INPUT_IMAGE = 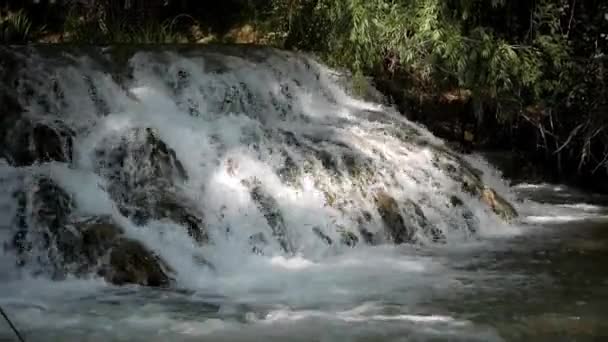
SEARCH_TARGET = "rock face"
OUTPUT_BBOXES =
[9,177,172,287]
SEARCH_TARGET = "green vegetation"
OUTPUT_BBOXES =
[2,0,607,188]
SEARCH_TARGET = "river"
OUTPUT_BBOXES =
[1,184,606,341]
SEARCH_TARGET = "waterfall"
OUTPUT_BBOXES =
[0,45,519,288]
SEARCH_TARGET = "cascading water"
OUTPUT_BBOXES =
[0,45,538,341]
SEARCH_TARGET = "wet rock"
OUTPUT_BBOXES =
[342,152,374,183]
[71,216,173,287]
[313,148,340,175]
[481,187,518,221]
[357,211,377,245]
[358,227,376,245]
[104,238,171,287]
[249,232,268,255]
[402,199,446,243]
[94,128,206,242]
[95,127,187,194]
[339,230,359,247]
[126,191,208,244]
[374,191,414,244]
[277,151,300,185]
[434,149,518,220]
[78,216,124,264]
[312,226,333,245]
[11,177,74,261]
[1,119,74,166]
[450,195,479,234]
[245,179,292,253]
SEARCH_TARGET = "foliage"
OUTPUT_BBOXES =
[0,9,34,43]
[261,0,607,178]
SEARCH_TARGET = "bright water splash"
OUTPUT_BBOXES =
[0,46,518,282]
